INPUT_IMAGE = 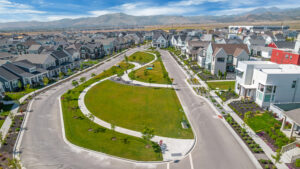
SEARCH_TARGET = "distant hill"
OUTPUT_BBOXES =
[0,7,299,31]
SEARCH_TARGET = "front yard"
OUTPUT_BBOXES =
[85,80,193,139]
[61,61,163,161]
[207,81,235,90]
[229,101,294,151]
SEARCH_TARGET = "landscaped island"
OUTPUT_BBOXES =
[84,80,193,138]
[61,61,163,161]
[129,51,172,84]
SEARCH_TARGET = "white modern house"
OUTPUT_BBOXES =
[235,61,300,108]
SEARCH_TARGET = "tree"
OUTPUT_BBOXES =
[224,71,227,80]
[124,54,128,63]
[91,73,96,77]
[80,63,83,70]
[142,127,155,147]
[43,77,49,86]
[67,69,72,76]
[59,72,64,80]
[144,69,148,76]
[87,113,95,129]
[218,70,222,79]
[17,80,22,90]
[80,77,86,83]
[72,80,79,87]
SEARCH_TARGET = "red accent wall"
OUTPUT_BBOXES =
[271,48,300,65]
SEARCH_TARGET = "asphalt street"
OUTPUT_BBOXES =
[19,47,257,169]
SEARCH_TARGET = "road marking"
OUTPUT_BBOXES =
[167,162,170,169]
[189,153,194,169]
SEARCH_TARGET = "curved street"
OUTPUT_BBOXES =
[19,46,257,169]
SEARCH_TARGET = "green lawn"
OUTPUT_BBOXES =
[61,61,163,161]
[0,104,14,128]
[4,88,37,101]
[247,113,281,132]
[85,80,193,139]
[129,58,171,84]
[206,81,235,90]
[128,51,155,64]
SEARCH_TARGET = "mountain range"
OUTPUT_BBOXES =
[1,7,300,31]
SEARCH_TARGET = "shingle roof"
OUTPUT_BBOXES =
[15,54,55,65]
[2,62,33,77]
[274,41,295,49]
[212,44,249,56]
[0,66,19,81]
[51,50,69,59]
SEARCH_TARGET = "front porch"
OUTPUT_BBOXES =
[280,108,300,140]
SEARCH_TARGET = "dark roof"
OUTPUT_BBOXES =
[51,50,69,59]
[0,66,19,81]
[274,41,295,49]
[212,44,249,55]
[2,62,33,77]
[13,60,35,70]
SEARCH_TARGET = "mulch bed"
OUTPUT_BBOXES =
[229,101,264,118]
[216,91,238,102]
[226,115,264,154]
[257,131,278,152]
[0,114,24,168]
[259,159,277,169]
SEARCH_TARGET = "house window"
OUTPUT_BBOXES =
[292,80,297,88]
[290,55,293,60]
[217,58,225,62]
[266,86,273,93]
[264,94,271,102]
[273,86,276,93]
[285,54,289,59]
[258,83,264,92]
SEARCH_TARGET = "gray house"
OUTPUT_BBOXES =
[0,66,20,91]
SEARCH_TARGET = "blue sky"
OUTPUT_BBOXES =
[0,0,299,22]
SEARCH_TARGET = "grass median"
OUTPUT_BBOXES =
[61,61,163,161]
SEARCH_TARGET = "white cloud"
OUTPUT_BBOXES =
[0,0,45,14]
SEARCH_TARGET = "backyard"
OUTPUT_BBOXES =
[207,81,235,90]
[61,61,163,161]
[128,51,155,64]
[84,80,193,139]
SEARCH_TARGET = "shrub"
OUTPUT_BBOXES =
[265,164,269,169]
[295,159,300,167]
[260,159,266,164]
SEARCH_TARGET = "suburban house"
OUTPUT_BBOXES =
[152,33,168,48]
[270,35,300,65]
[14,54,57,77]
[80,43,104,59]
[51,50,75,73]
[235,61,300,108]
[185,41,210,65]
[205,44,250,75]
[0,66,20,91]
[28,44,43,54]
[251,46,273,58]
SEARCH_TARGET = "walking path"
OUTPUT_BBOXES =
[78,55,195,162]
[168,51,288,169]
[78,76,194,161]
[121,52,172,88]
